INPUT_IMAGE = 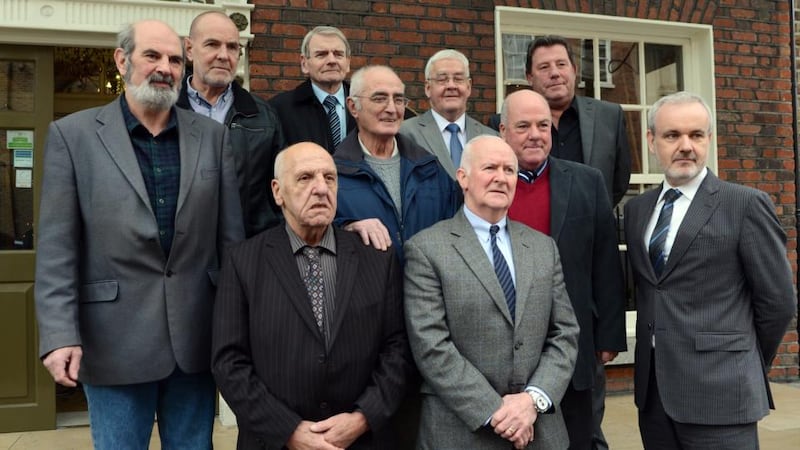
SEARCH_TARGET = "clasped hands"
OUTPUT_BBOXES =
[286,411,368,450]
[490,392,538,449]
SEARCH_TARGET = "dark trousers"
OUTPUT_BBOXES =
[561,383,594,450]
[638,353,759,450]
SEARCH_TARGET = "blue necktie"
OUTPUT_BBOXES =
[490,225,516,321]
[445,123,463,167]
[649,189,682,277]
[324,95,341,148]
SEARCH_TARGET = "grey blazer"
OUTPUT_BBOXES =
[573,96,631,207]
[404,210,579,449]
[400,110,498,179]
[35,99,245,386]
[624,172,795,425]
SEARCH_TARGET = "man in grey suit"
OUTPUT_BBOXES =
[501,90,627,450]
[624,91,795,449]
[404,135,579,449]
[400,49,497,179]
[35,20,244,449]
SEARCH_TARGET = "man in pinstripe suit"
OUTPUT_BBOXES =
[211,142,414,449]
[624,92,795,449]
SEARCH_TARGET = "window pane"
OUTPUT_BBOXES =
[54,47,121,95]
[0,129,35,250]
[0,60,35,112]
[604,40,640,105]
[644,43,684,103]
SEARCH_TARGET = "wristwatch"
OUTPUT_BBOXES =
[527,390,550,413]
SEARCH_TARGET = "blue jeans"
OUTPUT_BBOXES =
[83,368,215,450]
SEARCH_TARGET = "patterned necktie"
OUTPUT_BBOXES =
[649,189,682,277]
[302,246,325,333]
[490,225,516,321]
[445,123,463,167]
[323,95,342,148]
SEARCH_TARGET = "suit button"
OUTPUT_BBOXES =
[166,270,174,277]
[647,323,653,330]
[320,402,329,410]
[318,354,325,363]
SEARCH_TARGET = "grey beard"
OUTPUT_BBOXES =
[126,78,179,111]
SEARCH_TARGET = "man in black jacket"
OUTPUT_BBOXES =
[179,11,286,237]
[269,26,356,153]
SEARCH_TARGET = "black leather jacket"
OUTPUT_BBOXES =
[178,78,286,237]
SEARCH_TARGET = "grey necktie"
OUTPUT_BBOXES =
[324,95,341,148]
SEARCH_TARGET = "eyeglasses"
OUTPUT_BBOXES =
[352,94,410,108]
[428,75,469,86]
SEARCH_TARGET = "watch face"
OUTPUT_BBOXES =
[535,396,548,412]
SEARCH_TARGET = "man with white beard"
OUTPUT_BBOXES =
[35,19,244,449]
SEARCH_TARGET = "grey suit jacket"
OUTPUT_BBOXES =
[573,96,631,207]
[400,110,498,179]
[624,171,795,425]
[404,209,579,449]
[35,98,245,386]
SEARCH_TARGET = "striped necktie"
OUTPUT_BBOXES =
[445,123,463,167]
[490,225,516,321]
[649,188,682,277]
[324,95,341,148]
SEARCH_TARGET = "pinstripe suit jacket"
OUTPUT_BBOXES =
[211,226,414,449]
[404,210,579,449]
[400,110,498,179]
[624,171,795,425]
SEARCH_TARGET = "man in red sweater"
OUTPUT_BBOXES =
[499,90,627,450]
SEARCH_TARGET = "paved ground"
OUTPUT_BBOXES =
[1,382,799,449]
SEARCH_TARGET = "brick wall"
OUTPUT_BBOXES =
[250,0,799,390]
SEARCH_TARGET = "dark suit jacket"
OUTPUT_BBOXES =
[211,226,414,449]
[511,158,626,390]
[35,99,245,385]
[269,79,356,154]
[488,96,632,207]
[624,171,795,425]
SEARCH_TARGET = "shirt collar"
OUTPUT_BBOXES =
[660,167,708,203]
[286,223,337,255]
[358,136,399,158]
[431,109,466,133]
[186,75,233,109]
[311,82,346,108]
[120,95,177,135]
[463,205,509,238]
[518,158,549,183]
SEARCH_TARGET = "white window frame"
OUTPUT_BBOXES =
[494,7,717,186]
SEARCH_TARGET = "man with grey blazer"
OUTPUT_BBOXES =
[624,92,795,449]
[35,20,244,448]
[404,135,579,449]
[400,49,497,179]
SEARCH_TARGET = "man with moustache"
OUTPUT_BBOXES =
[212,143,413,449]
[500,90,626,450]
[404,135,579,449]
[179,11,285,237]
[624,92,795,449]
[400,49,497,179]
[270,26,356,153]
[334,65,459,262]
[35,20,244,449]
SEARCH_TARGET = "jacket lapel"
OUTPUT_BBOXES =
[661,173,721,278]
[451,211,515,326]
[628,187,660,283]
[265,228,326,345]
[548,158,571,243]
[418,111,456,175]
[576,96,595,164]
[326,228,357,348]
[95,100,153,216]
[175,109,202,217]
[508,220,534,326]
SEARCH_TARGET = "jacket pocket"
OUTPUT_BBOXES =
[694,332,752,351]
[207,269,219,287]
[79,280,119,303]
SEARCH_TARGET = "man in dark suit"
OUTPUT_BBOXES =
[212,142,414,449]
[269,26,356,153]
[179,11,286,237]
[404,135,579,449]
[624,91,795,449]
[501,89,626,450]
[525,35,631,208]
[35,20,244,448]
[400,49,497,179]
